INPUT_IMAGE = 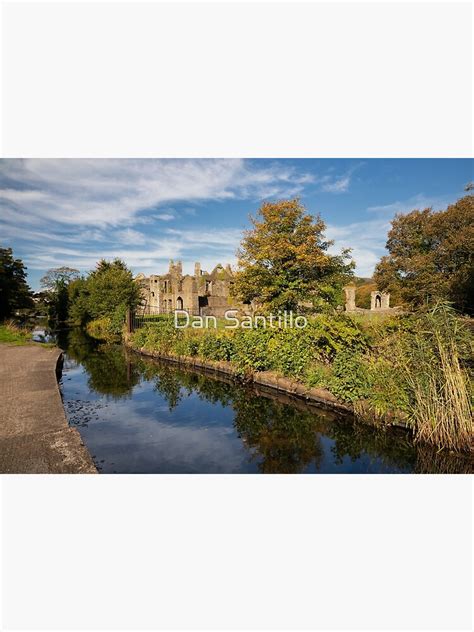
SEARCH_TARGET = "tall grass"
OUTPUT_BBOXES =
[396,304,473,452]
[0,320,32,345]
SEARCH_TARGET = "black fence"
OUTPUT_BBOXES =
[126,307,194,333]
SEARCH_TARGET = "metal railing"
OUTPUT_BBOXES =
[126,306,197,333]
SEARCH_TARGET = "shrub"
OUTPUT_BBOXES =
[173,331,200,357]
[198,332,235,361]
[305,363,332,388]
[267,328,313,378]
[232,327,275,373]
[364,357,410,420]
[307,315,368,361]
[328,350,371,403]
[86,317,118,343]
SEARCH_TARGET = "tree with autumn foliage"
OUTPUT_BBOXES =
[374,194,474,312]
[232,199,354,312]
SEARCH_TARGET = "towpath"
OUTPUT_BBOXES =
[0,344,96,473]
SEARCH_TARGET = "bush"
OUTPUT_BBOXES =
[86,317,118,343]
[232,327,275,373]
[307,315,368,361]
[267,328,313,378]
[305,363,332,388]
[328,351,371,403]
[173,331,200,357]
[364,357,410,420]
[198,332,235,361]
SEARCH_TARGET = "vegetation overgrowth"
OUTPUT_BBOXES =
[128,304,473,452]
[1,193,473,456]
[0,321,33,345]
[0,321,55,347]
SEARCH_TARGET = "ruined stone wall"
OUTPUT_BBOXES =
[137,260,240,316]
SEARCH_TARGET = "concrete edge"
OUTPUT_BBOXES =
[51,346,98,473]
[124,342,355,416]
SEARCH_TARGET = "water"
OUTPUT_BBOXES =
[31,327,56,343]
[57,329,470,474]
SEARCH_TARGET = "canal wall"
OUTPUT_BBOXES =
[0,345,97,473]
[125,342,356,416]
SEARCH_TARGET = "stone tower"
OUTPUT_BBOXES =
[343,284,357,312]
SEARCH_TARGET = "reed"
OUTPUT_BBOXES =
[396,304,473,452]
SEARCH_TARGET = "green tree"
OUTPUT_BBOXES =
[68,259,140,333]
[68,277,90,326]
[40,266,80,323]
[86,259,141,319]
[233,198,354,312]
[0,247,33,320]
[374,195,474,312]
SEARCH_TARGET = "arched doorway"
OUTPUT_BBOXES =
[176,297,183,310]
[375,294,382,308]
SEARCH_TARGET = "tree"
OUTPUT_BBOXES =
[374,195,474,312]
[40,266,80,291]
[68,277,90,326]
[0,247,33,320]
[86,259,141,319]
[232,198,354,312]
[67,259,141,332]
[40,266,80,324]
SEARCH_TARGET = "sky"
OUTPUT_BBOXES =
[0,158,472,291]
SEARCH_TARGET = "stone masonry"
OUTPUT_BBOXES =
[136,260,249,317]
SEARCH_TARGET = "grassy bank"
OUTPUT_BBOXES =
[125,305,473,452]
[0,322,33,345]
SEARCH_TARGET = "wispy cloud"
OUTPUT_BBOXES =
[0,159,314,230]
[326,218,390,277]
[325,191,452,277]
[0,158,317,283]
[321,175,351,193]
[367,193,451,216]
[317,163,363,194]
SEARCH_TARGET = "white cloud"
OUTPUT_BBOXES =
[367,193,451,216]
[317,163,363,194]
[321,175,351,193]
[153,213,175,221]
[326,218,391,277]
[322,191,455,277]
[0,158,314,230]
[114,228,147,245]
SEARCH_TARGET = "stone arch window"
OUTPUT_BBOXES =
[176,297,184,310]
[375,293,382,308]
[163,280,168,293]
[178,279,183,291]
[151,291,155,297]
[168,299,172,311]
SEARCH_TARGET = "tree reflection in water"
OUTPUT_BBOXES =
[60,329,473,474]
[59,328,141,399]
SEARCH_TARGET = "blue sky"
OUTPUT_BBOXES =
[0,158,472,290]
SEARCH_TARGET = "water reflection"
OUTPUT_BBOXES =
[58,328,473,474]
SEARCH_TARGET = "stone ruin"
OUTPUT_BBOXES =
[343,284,391,313]
[135,260,250,317]
[136,265,393,317]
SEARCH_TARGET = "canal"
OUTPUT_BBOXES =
[57,329,470,474]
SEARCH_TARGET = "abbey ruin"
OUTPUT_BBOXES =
[135,260,249,317]
[343,284,391,312]
[136,262,392,317]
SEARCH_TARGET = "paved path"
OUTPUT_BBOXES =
[0,344,96,473]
